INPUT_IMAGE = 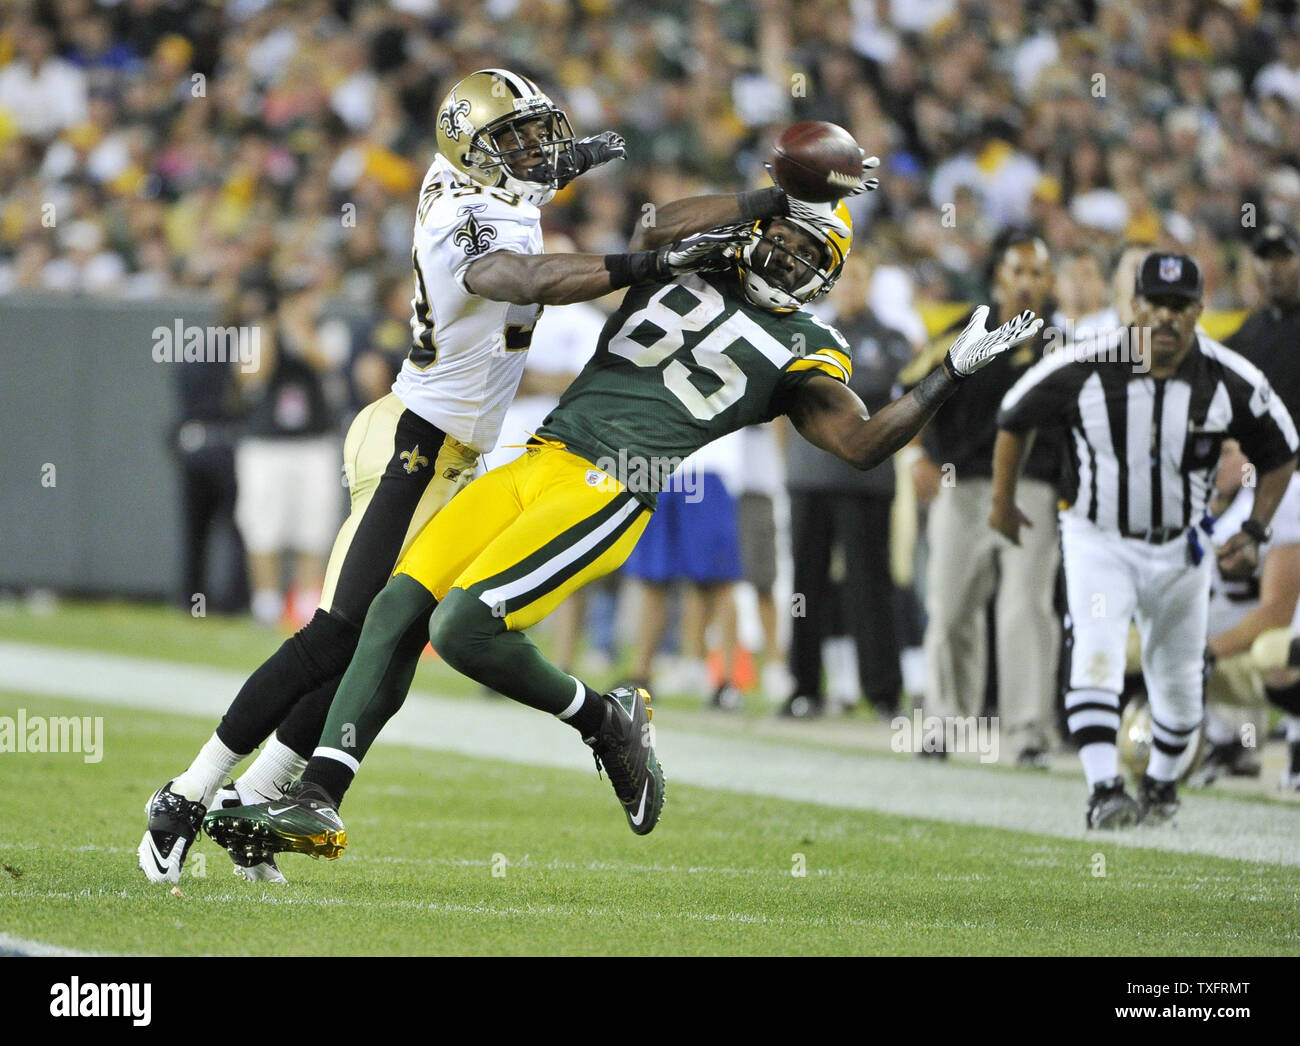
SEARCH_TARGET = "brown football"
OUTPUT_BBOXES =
[771,121,864,203]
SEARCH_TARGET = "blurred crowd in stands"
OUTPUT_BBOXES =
[8,0,1300,768]
[7,0,1300,310]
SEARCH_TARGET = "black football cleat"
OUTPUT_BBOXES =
[1086,776,1141,830]
[586,685,665,835]
[1136,774,1179,825]
[138,780,206,883]
[204,779,347,861]
[778,694,824,720]
[208,782,288,883]
[1188,739,1261,786]
[710,683,743,711]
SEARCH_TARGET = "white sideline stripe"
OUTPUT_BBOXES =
[0,931,98,957]
[476,499,640,609]
[3,640,1300,866]
[313,747,360,773]
[0,889,923,931]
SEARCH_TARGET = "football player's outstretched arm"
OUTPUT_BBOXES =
[463,226,753,306]
[788,372,946,473]
[464,250,643,305]
[628,166,879,251]
[788,306,1044,473]
[628,187,821,251]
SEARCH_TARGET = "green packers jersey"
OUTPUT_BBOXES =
[537,270,852,507]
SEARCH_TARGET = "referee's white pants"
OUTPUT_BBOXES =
[1060,513,1210,736]
[923,477,1060,751]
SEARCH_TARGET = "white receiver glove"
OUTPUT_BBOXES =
[783,196,839,227]
[945,306,1043,377]
[846,151,881,195]
[657,225,754,276]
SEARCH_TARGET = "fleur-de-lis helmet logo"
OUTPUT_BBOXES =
[439,97,472,142]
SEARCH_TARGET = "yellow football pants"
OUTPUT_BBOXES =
[395,443,650,631]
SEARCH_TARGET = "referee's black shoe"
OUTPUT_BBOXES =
[1136,774,1180,825]
[1086,776,1140,830]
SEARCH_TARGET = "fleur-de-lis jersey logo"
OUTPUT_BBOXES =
[453,204,498,257]
[400,445,429,474]
[438,97,472,142]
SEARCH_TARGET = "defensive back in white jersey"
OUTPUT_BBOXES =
[1208,474,1300,635]
[393,153,545,452]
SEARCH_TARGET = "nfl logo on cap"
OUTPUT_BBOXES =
[1136,252,1202,300]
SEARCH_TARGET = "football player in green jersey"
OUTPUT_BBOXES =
[205,190,1042,858]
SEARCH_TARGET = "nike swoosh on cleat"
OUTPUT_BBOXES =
[144,835,172,876]
[266,805,294,817]
[628,781,649,826]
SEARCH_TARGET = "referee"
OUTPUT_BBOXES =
[990,253,1298,829]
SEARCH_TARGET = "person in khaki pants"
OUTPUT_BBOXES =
[904,232,1061,765]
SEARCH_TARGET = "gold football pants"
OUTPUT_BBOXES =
[395,442,650,630]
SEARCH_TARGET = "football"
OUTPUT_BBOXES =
[770,121,864,202]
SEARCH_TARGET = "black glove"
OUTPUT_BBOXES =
[554,131,626,188]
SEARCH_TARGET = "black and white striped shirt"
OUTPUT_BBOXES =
[998,333,1299,539]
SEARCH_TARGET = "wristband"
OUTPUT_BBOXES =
[1240,518,1271,544]
[914,359,961,410]
[604,250,662,290]
[737,185,788,221]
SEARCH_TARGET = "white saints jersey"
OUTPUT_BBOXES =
[392,153,545,452]
[1208,473,1300,635]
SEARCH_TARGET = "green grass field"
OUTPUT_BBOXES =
[1,601,1298,956]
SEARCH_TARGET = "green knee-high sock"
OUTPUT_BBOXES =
[430,587,586,717]
[301,574,434,802]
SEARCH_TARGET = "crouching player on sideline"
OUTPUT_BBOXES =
[204,199,1044,859]
[1251,576,1300,791]
[1196,439,1300,783]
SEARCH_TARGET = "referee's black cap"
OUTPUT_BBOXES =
[1251,221,1300,256]
[1135,252,1203,302]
